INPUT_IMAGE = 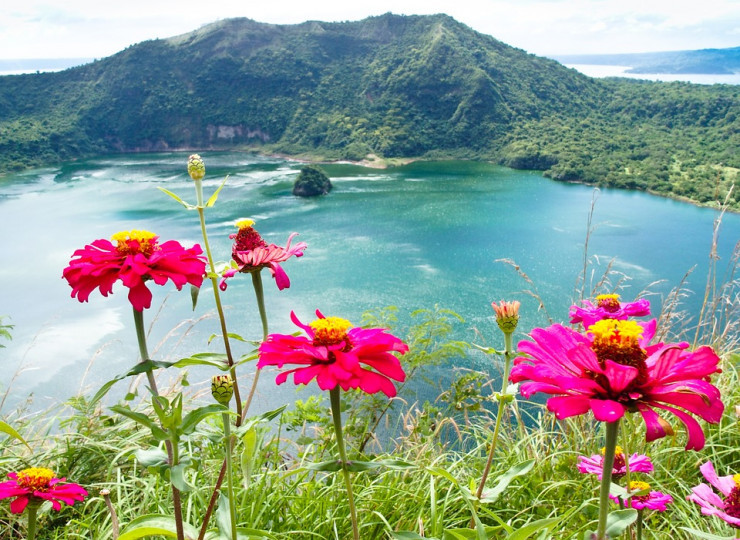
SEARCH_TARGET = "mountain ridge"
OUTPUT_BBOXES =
[0,13,737,208]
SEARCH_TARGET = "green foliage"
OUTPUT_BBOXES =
[0,316,12,348]
[292,165,332,196]
[0,14,736,208]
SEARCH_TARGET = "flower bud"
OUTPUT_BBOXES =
[188,154,206,181]
[211,374,233,405]
[491,300,520,334]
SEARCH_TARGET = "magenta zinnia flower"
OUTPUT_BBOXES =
[578,446,653,480]
[569,294,651,329]
[687,461,740,528]
[510,318,724,450]
[257,310,408,397]
[610,480,673,511]
[0,467,87,514]
[63,230,206,311]
[219,219,306,291]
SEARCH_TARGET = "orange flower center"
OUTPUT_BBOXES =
[596,293,621,312]
[112,230,158,256]
[310,317,352,346]
[232,222,267,255]
[16,467,54,491]
[588,319,648,384]
[601,446,627,478]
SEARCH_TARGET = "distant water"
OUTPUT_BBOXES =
[565,64,740,85]
[0,58,93,76]
[1,152,738,414]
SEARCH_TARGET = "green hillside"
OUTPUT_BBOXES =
[0,13,737,208]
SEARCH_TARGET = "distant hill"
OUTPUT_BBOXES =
[0,14,737,209]
[553,47,740,75]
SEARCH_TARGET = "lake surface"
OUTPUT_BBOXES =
[1,152,738,414]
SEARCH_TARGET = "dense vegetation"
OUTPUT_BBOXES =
[0,13,738,209]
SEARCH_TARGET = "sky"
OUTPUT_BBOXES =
[0,0,739,60]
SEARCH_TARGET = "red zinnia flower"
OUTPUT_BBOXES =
[219,219,306,291]
[0,467,87,514]
[687,461,740,528]
[257,310,408,397]
[577,446,654,480]
[510,318,724,450]
[569,294,651,329]
[610,480,673,511]
[63,230,206,311]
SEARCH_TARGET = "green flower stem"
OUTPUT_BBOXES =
[222,412,238,540]
[132,307,160,396]
[195,205,243,424]
[471,331,514,527]
[132,307,185,540]
[596,419,621,540]
[26,501,39,540]
[636,508,643,540]
[329,387,360,540]
[242,271,268,419]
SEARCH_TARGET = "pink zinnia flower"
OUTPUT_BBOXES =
[63,230,206,311]
[577,446,653,480]
[610,481,673,511]
[687,461,740,528]
[569,294,651,329]
[0,467,87,514]
[510,318,724,450]
[257,310,408,397]
[219,218,306,291]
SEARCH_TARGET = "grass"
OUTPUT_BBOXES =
[1,180,738,539]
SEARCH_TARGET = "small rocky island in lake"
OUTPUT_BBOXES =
[293,165,332,197]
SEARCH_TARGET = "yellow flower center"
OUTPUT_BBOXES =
[596,293,621,312]
[112,230,158,256]
[235,218,256,230]
[734,474,740,488]
[587,319,649,387]
[628,480,651,493]
[310,317,352,346]
[589,319,643,346]
[16,467,54,491]
[601,445,624,457]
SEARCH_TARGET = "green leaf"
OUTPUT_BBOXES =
[158,187,196,210]
[170,463,193,492]
[191,284,200,311]
[507,517,561,540]
[241,427,257,486]
[0,420,31,450]
[117,514,199,540]
[134,447,168,468]
[442,527,500,540]
[604,509,638,537]
[216,491,235,539]
[305,459,343,472]
[233,405,287,438]
[110,405,168,441]
[678,529,736,540]
[180,404,228,435]
[90,360,174,406]
[173,353,230,370]
[479,459,535,503]
[390,532,433,540]
[205,175,229,207]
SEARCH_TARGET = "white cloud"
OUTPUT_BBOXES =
[0,0,739,59]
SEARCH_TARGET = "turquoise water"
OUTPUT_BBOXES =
[1,152,737,413]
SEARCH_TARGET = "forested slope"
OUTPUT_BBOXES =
[0,14,737,208]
